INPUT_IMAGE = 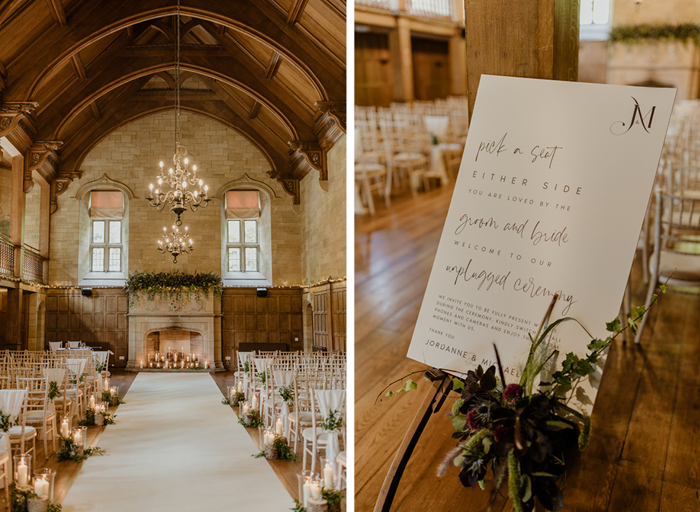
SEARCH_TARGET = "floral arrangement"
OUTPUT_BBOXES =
[320,409,344,431]
[383,289,663,512]
[48,381,61,401]
[239,410,264,428]
[55,435,106,462]
[0,410,13,433]
[124,270,223,307]
[610,23,700,45]
[11,486,62,512]
[279,384,295,406]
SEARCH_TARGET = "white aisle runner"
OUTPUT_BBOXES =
[62,373,293,511]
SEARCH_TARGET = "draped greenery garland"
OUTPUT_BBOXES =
[610,23,700,45]
[124,270,223,307]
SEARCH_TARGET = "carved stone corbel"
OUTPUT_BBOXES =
[288,141,326,181]
[0,102,38,139]
[315,101,346,133]
[267,169,300,205]
[25,141,62,193]
[50,177,73,215]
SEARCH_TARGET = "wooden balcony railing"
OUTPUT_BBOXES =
[406,0,452,17]
[22,247,44,284]
[0,236,14,276]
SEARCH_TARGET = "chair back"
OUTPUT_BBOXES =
[67,341,82,349]
[49,342,62,351]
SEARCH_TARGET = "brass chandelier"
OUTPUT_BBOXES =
[147,0,210,230]
[157,225,193,263]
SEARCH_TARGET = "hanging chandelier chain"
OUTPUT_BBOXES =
[176,0,181,150]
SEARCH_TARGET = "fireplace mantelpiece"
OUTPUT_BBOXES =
[126,292,223,371]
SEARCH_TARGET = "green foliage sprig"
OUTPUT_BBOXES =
[321,488,344,507]
[610,23,700,45]
[54,436,106,462]
[279,384,295,405]
[244,361,250,372]
[102,390,126,405]
[320,409,344,431]
[48,381,61,401]
[259,372,267,385]
[0,409,12,433]
[78,408,95,426]
[11,486,62,512]
[221,392,245,406]
[291,500,306,512]
[239,410,264,428]
[102,412,116,425]
[124,270,223,308]
[274,436,300,461]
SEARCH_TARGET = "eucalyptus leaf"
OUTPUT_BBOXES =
[521,474,532,503]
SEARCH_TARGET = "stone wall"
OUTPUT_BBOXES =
[300,134,347,284]
[49,111,303,286]
[24,184,41,249]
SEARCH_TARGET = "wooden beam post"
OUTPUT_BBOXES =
[464,0,580,117]
[10,154,24,277]
[389,17,414,103]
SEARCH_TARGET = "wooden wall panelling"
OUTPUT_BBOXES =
[221,288,304,370]
[411,36,451,101]
[44,288,129,366]
[355,31,394,107]
[331,282,346,351]
[312,290,329,349]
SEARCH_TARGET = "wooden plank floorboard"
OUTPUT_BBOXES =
[355,183,700,512]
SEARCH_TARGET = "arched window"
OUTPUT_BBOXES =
[88,191,124,273]
[75,175,133,286]
[221,183,272,286]
[225,190,260,273]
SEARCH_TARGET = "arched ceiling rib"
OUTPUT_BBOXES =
[0,0,346,203]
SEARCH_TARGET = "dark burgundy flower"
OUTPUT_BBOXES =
[466,408,482,430]
[493,425,510,442]
[503,384,523,405]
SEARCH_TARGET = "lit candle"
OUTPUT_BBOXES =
[251,394,257,409]
[303,478,311,507]
[243,403,249,414]
[61,418,69,438]
[89,394,95,409]
[17,459,27,488]
[237,380,243,393]
[110,387,117,397]
[140,360,144,368]
[34,476,48,498]
[276,417,283,436]
[324,461,334,489]
[310,481,321,499]
[73,430,82,446]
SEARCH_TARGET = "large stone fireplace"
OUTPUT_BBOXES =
[126,291,223,370]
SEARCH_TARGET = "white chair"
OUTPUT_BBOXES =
[0,389,36,459]
[336,450,347,490]
[301,388,346,475]
[42,368,71,421]
[16,377,56,458]
[48,342,62,351]
[0,436,10,506]
[66,341,81,349]
[636,188,700,342]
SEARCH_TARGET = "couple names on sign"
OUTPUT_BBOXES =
[407,76,676,413]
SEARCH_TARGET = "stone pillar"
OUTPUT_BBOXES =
[10,154,23,277]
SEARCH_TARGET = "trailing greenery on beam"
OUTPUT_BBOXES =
[124,270,223,307]
[610,23,700,45]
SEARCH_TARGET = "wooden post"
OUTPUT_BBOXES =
[464,0,580,117]
[389,17,414,102]
[10,154,24,277]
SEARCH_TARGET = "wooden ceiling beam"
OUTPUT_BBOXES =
[71,54,86,80]
[0,0,30,26]
[130,89,220,101]
[46,0,66,26]
[35,54,314,142]
[90,102,100,120]
[286,0,309,25]
[265,53,283,80]
[2,1,344,103]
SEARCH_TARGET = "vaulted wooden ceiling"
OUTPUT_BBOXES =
[0,0,346,205]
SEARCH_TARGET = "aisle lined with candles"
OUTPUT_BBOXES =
[61,372,293,511]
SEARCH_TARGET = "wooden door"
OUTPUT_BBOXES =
[412,36,451,101]
[355,32,394,107]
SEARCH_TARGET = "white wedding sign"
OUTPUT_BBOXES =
[407,75,676,413]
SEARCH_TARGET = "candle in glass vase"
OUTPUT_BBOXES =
[61,418,69,438]
[324,461,334,489]
[310,481,321,499]
[251,394,257,409]
[303,478,312,507]
[17,459,28,488]
[237,380,243,393]
[110,387,117,397]
[89,394,95,409]
[73,430,82,446]
[276,417,283,436]
[140,360,144,369]
[34,476,48,498]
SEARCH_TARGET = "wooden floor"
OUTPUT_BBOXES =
[355,184,700,512]
[0,370,323,508]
